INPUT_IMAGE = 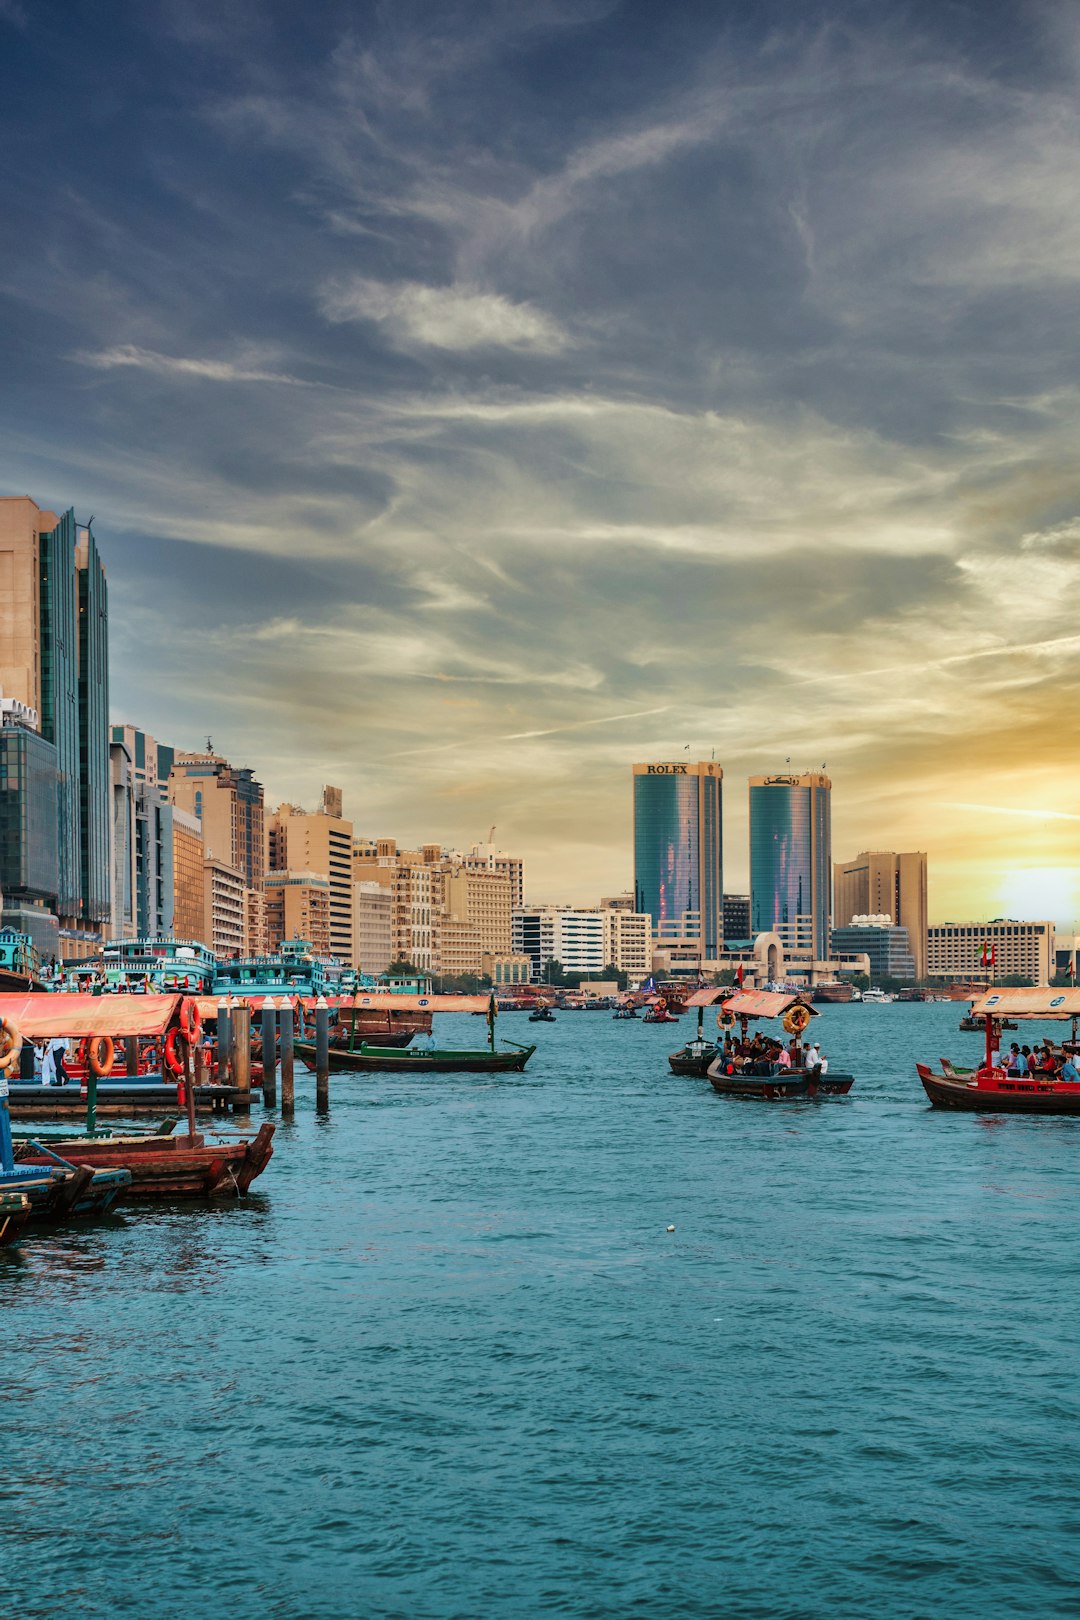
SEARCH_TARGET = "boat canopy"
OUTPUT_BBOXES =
[722,990,820,1021]
[684,988,730,1008]
[969,988,1080,1021]
[202,992,489,1014]
[0,992,183,1039]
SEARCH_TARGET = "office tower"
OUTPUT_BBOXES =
[834,851,928,980]
[749,772,832,958]
[266,789,354,962]
[722,893,750,943]
[632,761,723,960]
[169,750,265,892]
[0,701,60,958]
[171,808,205,941]
[831,916,917,981]
[110,725,175,939]
[0,496,110,958]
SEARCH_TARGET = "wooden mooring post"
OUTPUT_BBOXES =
[216,997,232,1081]
[280,996,295,1115]
[315,995,330,1111]
[261,997,278,1107]
[231,999,251,1101]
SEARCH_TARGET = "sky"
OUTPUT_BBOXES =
[1,0,1079,924]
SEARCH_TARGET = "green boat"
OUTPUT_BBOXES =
[294,1039,535,1073]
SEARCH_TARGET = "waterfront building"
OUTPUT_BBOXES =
[111,724,175,939]
[1055,935,1080,978]
[831,915,917,982]
[169,749,265,894]
[203,855,246,960]
[633,761,722,963]
[483,951,532,987]
[353,879,393,976]
[267,787,353,964]
[834,851,928,980]
[749,772,832,960]
[458,837,524,910]
[722,893,750,944]
[600,905,652,977]
[171,807,205,942]
[264,871,331,958]
[108,733,137,940]
[245,885,269,957]
[927,920,1054,986]
[0,702,59,959]
[352,835,519,975]
[512,906,607,979]
[441,865,513,963]
[0,496,111,959]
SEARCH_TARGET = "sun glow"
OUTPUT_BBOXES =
[996,868,1080,931]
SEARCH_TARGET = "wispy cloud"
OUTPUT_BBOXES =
[318,279,569,353]
[71,345,310,385]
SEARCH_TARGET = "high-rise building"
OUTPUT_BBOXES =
[0,496,111,959]
[171,807,205,941]
[722,893,750,943]
[264,871,331,956]
[632,761,723,960]
[353,880,393,976]
[168,750,265,893]
[108,734,137,940]
[834,851,928,981]
[202,856,246,959]
[266,790,353,962]
[831,915,917,982]
[600,906,652,978]
[352,836,520,975]
[0,702,59,959]
[110,725,175,939]
[749,772,832,959]
[512,906,606,978]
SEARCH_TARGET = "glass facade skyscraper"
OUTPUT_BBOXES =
[632,762,723,958]
[749,773,832,959]
[0,720,61,958]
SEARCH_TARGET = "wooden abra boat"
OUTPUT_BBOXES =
[0,1192,31,1247]
[294,1039,535,1073]
[15,1121,275,1199]
[700,989,856,1100]
[919,987,1080,1115]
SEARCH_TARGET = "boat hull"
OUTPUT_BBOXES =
[14,1122,275,1199]
[5,1082,250,1117]
[294,1040,534,1073]
[0,1193,32,1247]
[708,1071,812,1100]
[917,1062,1080,1114]
[668,1045,720,1077]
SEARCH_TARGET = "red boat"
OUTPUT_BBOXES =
[918,987,1080,1115]
[0,992,276,1196]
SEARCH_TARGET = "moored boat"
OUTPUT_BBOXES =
[14,1121,275,1199]
[294,1039,535,1073]
[0,1192,31,1247]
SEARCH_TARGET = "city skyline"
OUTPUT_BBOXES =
[2,3,1078,927]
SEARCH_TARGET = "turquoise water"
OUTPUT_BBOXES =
[4,1002,1080,1619]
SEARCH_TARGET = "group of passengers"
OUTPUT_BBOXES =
[718,1032,828,1077]
[998,1041,1080,1082]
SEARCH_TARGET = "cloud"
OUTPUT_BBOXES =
[317,278,569,352]
[71,345,310,385]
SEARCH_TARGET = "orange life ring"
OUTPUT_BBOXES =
[180,998,201,1044]
[87,1035,114,1078]
[164,1027,187,1077]
[0,1016,23,1074]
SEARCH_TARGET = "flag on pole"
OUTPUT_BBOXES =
[486,990,497,1047]
[736,963,745,988]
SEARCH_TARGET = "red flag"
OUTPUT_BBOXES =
[980,941,987,967]
[736,963,744,987]
[1069,959,1076,979]
[990,945,997,967]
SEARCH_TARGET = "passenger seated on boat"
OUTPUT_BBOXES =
[1061,1056,1080,1084]
[1006,1044,1024,1074]
[777,1045,792,1069]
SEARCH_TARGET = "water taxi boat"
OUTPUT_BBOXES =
[918,988,1080,1114]
[706,989,855,1100]
[668,988,728,1075]
[294,1039,535,1073]
[528,1007,556,1023]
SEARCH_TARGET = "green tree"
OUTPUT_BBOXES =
[543,958,568,985]
[601,962,629,991]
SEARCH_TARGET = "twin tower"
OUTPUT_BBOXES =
[632,762,832,968]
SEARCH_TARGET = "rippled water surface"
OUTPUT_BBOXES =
[4,1003,1080,1618]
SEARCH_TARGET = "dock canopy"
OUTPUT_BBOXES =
[0,992,183,1039]
[970,988,1080,1021]
[345,993,490,1013]
[722,991,819,1021]
[684,988,731,1007]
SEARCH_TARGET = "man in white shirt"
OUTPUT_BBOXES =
[41,1037,70,1086]
[805,1042,821,1071]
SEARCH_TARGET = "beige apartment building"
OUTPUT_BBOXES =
[264,871,331,957]
[0,495,53,717]
[835,850,928,980]
[267,787,353,963]
[927,920,1054,985]
[203,856,245,959]
[172,807,205,941]
[245,886,269,956]
[602,907,653,978]
[352,837,519,974]
[169,751,265,894]
[353,880,393,976]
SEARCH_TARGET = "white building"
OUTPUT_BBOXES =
[513,906,606,978]
[601,907,652,977]
[927,919,1054,985]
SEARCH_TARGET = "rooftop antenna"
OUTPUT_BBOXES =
[206,736,214,753]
